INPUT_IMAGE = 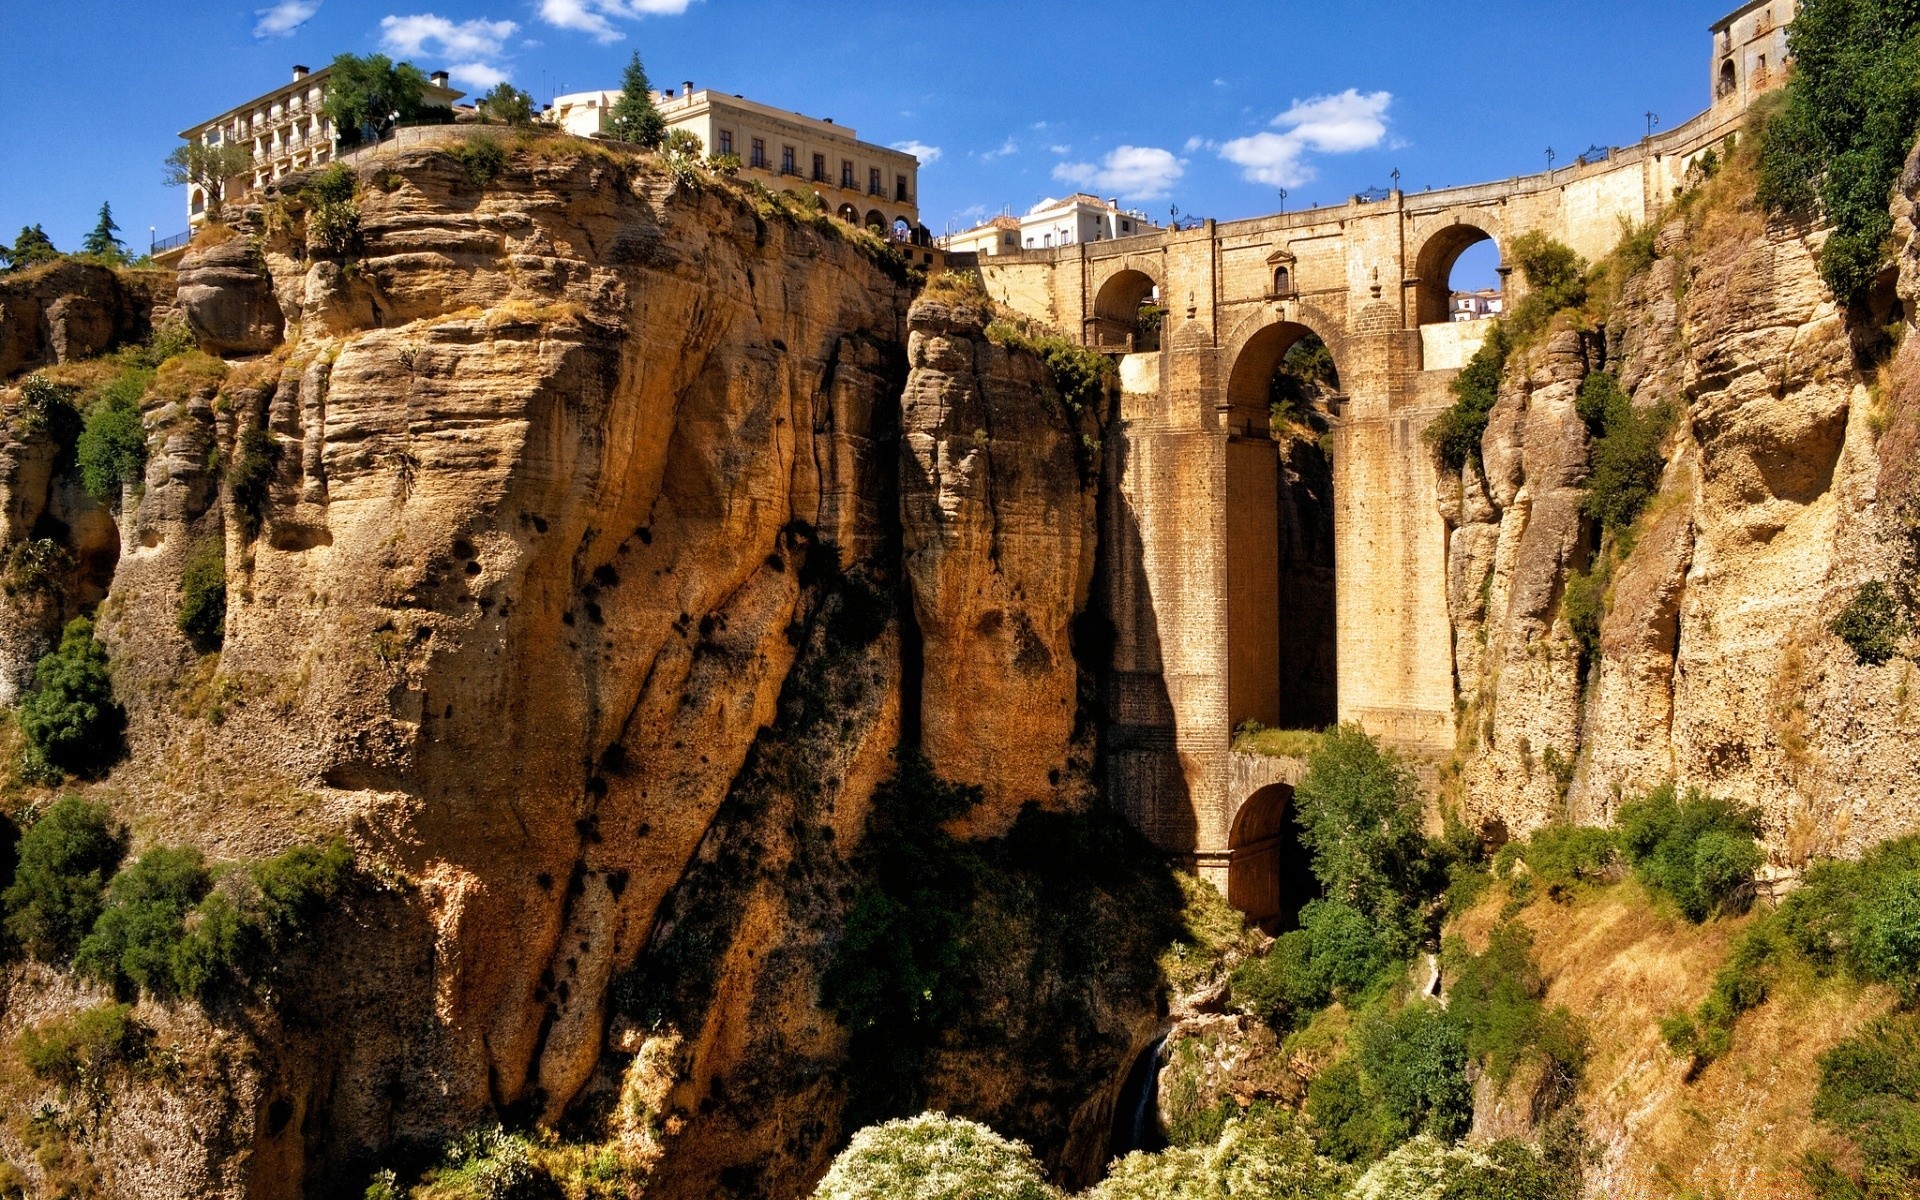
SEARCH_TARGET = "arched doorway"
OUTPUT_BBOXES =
[1223,322,1340,734]
[890,216,913,242]
[1413,224,1502,326]
[836,203,859,223]
[1718,58,1737,98]
[1227,784,1315,931]
[1090,269,1162,352]
[864,209,886,232]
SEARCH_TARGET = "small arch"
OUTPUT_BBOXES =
[1091,268,1162,352]
[1718,58,1738,98]
[890,216,912,242]
[1272,264,1293,296]
[1412,222,1501,327]
[864,208,885,231]
[836,203,859,223]
[1227,784,1314,931]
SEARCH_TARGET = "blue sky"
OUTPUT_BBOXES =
[1,0,1728,276]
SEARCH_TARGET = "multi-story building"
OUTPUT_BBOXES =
[1710,0,1796,120]
[175,64,464,225]
[939,194,1160,256]
[549,82,923,235]
[1449,289,1504,321]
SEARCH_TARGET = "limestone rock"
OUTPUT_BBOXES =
[176,237,285,355]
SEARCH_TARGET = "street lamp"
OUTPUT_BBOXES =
[1276,187,1288,213]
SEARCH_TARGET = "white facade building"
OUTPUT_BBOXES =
[1449,289,1504,321]
[939,194,1159,256]
[549,82,922,232]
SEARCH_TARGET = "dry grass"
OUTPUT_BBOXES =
[1231,726,1325,760]
[1451,880,1890,1200]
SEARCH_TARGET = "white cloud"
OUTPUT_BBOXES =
[1049,144,1072,155]
[253,0,319,38]
[537,0,695,41]
[1183,135,1213,153]
[979,137,1018,160]
[379,14,517,58]
[1052,145,1185,201]
[1218,88,1392,188]
[892,140,942,164]
[450,61,510,88]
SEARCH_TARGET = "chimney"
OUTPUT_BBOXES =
[430,70,450,88]
[292,64,309,81]
[1108,197,1119,209]
[683,80,693,96]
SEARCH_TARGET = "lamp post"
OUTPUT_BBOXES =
[1276,187,1288,214]
[1545,146,1556,171]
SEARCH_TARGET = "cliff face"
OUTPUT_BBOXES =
[0,139,1136,1198]
[1444,153,1919,859]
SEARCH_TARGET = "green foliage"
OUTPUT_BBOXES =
[250,837,353,945]
[75,376,149,505]
[1231,900,1392,1027]
[812,1112,1060,1200]
[1806,1011,1920,1200]
[1293,723,1430,944]
[1269,334,1340,428]
[1616,784,1762,922]
[1088,1110,1350,1200]
[2,796,124,961]
[1756,0,1920,304]
[451,135,508,187]
[1578,372,1674,536]
[80,202,123,260]
[1496,824,1618,904]
[1831,581,1911,665]
[607,52,666,148]
[477,83,535,126]
[1561,567,1605,668]
[15,374,83,459]
[230,425,281,540]
[303,163,356,206]
[1426,321,1510,472]
[1356,1003,1474,1146]
[663,128,704,156]
[1444,923,1587,1088]
[1780,836,1920,994]
[177,537,227,651]
[5,225,61,272]
[418,1126,558,1200]
[321,53,434,148]
[982,319,1114,476]
[2,539,72,600]
[74,845,212,998]
[1504,233,1589,338]
[18,618,124,780]
[16,1003,146,1115]
[162,142,255,214]
[707,151,743,176]
[1230,722,1324,759]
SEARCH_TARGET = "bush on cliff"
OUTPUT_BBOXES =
[1831,580,1911,666]
[1443,921,1586,1090]
[1230,899,1393,1026]
[16,1002,148,1120]
[1756,0,1920,305]
[2,796,125,962]
[1616,785,1763,922]
[813,1113,1059,1200]
[16,374,84,459]
[1576,371,1675,538]
[75,370,149,506]
[74,845,213,997]
[1424,321,1510,472]
[1294,724,1432,946]
[230,425,281,539]
[18,617,124,779]
[1804,1010,1920,1200]
[1087,1110,1349,1200]
[177,536,227,651]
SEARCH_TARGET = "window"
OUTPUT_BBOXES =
[895,173,909,201]
[812,153,827,182]
[750,137,767,169]
[1121,220,1131,233]
[842,159,855,188]
[718,129,734,155]
[781,145,796,174]
[868,167,882,195]
[1004,233,1016,246]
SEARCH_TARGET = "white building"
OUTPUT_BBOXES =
[549,82,923,233]
[1450,289,1504,321]
[939,193,1159,255]
[176,64,464,224]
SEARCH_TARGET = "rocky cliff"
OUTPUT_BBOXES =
[1442,146,1920,863]
[0,136,1149,1199]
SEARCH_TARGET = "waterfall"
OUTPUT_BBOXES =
[1107,1034,1169,1162]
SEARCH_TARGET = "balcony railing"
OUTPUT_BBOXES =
[152,229,191,254]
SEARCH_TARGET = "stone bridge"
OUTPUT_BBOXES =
[971,104,1748,922]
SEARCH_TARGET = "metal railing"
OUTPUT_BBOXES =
[151,230,191,255]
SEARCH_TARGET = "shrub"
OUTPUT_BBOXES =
[16,375,83,453]
[1088,1110,1349,1200]
[1497,824,1617,903]
[1426,321,1510,472]
[3,538,72,599]
[251,837,353,944]
[452,135,507,186]
[1756,0,1920,304]
[476,82,535,126]
[1581,387,1674,537]
[1616,785,1762,921]
[18,618,124,779]
[16,1003,146,1118]
[1561,567,1605,669]
[230,426,281,539]
[1356,1003,1473,1146]
[1294,724,1431,942]
[75,382,148,505]
[1831,581,1910,666]
[1445,922,1587,1088]
[1231,899,1392,1026]
[74,845,212,997]
[662,128,704,156]
[812,1113,1059,1200]
[421,1126,559,1200]
[177,536,227,651]
[1806,1011,1920,1199]
[1504,233,1588,337]
[2,796,124,960]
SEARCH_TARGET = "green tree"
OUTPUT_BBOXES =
[1293,723,1431,941]
[76,380,148,507]
[1757,0,1920,304]
[607,52,666,148]
[812,1113,1060,1200]
[2,796,125,961]
[4,225,61,272]
[176,536,227,652]
[74,846,213,997]
[18,617,125,779]
[80,202,123,259]
[162,142,256,218]
[1616,785,1763,922]
[477,82,535,125]
[320,53,435,148]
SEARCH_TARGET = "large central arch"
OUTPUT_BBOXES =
[1090,268,1161,352]
[1221,319,1342,734]
[1412,222,1501,326]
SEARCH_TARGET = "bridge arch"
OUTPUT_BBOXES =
[1225,776,1314,930]
[1090,267,1162,352]
[1412,220,1502,326]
